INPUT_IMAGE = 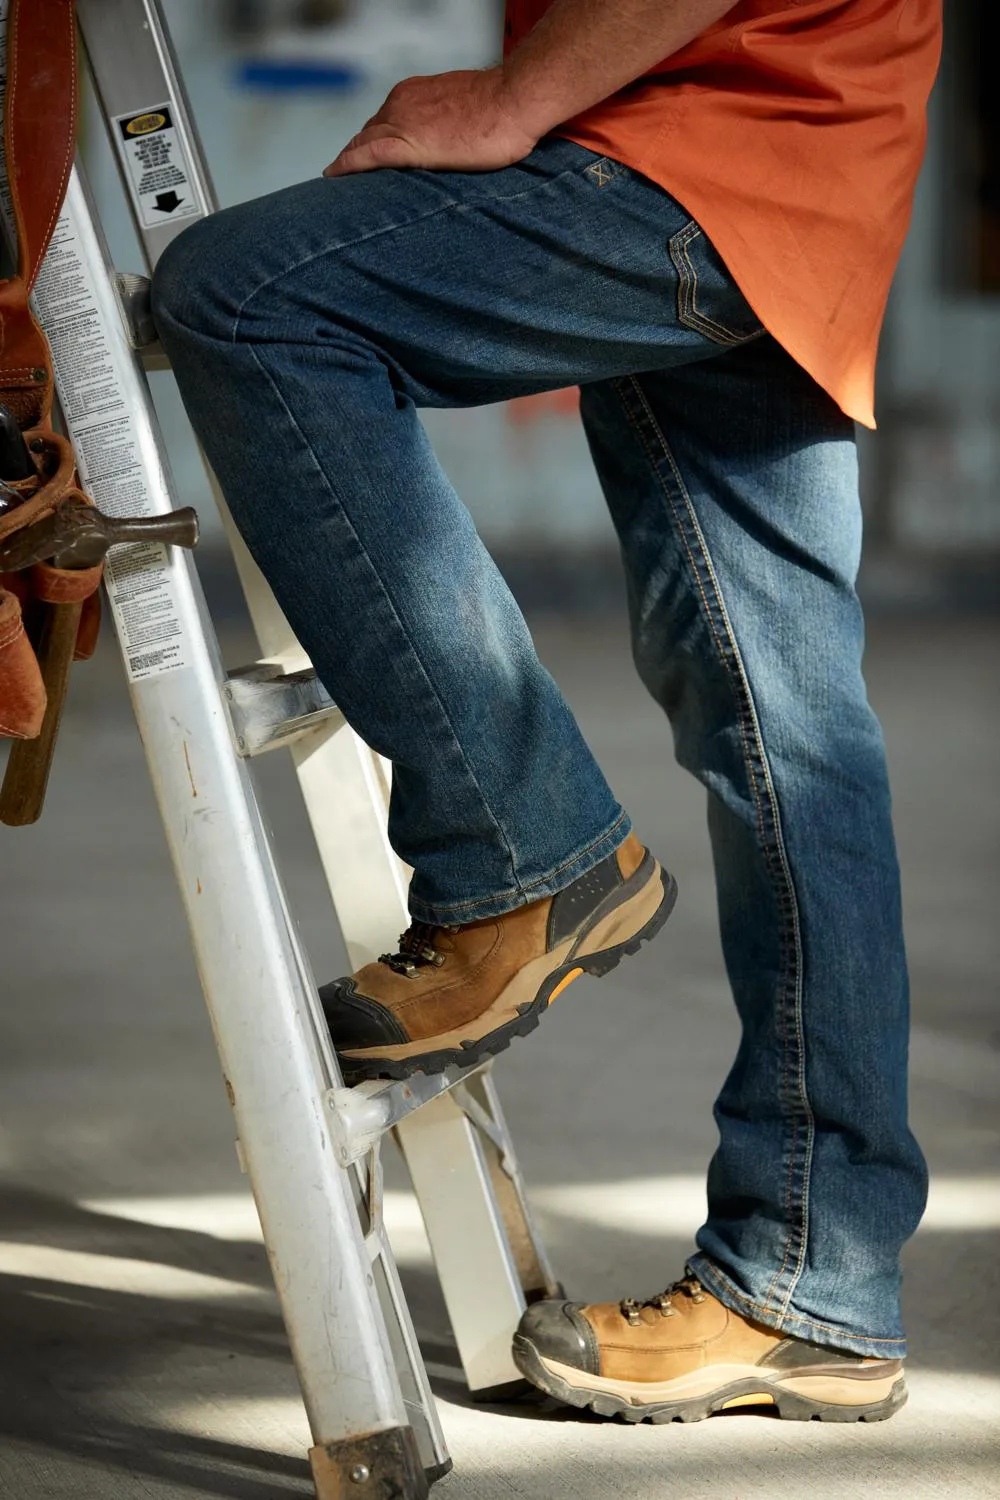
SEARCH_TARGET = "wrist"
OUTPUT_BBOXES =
[496,56,565,141]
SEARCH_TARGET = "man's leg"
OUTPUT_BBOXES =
[514,336,927,1418]
[150,141,747,1078]
[154,137,925,1401]
[151,141,706,920]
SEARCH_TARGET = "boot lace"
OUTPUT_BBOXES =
[619,1273,707,1327]
[379,921,458,978]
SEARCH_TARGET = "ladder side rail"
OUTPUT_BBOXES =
[0,77,437,1494]
[75,0,561,1401]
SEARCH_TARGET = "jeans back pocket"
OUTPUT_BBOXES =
[669,220,764,348]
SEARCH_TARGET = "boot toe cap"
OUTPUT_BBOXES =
[320,978,410,1051]
[515,1300,601,1375]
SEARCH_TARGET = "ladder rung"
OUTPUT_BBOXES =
[327,1067,484,1167]
[114,272,158,349]
[112,271,172,370]
[225,663,346,755]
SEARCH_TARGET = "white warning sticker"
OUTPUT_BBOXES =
[33,217,191,685]
[105,540,189,682]
[113,104,200,232]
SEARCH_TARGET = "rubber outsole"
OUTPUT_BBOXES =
[338,868,678,1085]
[510,1334,908,1425]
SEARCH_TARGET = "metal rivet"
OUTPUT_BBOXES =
[31,367,48,382]
[349,1465,370,1484]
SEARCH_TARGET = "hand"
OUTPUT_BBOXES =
[323,67,541,177]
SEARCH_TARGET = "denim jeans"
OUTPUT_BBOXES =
[152,138,927,1357]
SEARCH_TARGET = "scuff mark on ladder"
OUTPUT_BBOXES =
[182,740,198,799]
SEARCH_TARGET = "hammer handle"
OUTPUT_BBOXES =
[0,598,82,825]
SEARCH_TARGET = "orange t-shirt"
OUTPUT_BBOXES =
[504,1,942,427]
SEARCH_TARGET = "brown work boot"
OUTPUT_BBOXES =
[321,833,675,1084]
[512,1273,907,1424]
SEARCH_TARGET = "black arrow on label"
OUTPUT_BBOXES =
[152,190,184,214]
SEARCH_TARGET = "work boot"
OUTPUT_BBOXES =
[512,1273,907,1424]
[321,833,676,1084]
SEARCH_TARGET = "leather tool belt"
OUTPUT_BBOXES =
[0,0,199,824]
[0,0,101,742]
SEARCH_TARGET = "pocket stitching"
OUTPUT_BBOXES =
[669,222,761,347]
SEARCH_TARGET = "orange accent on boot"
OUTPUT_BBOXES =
[616,832,646,881]
[548,967,584,1003]
[0,586,46,738]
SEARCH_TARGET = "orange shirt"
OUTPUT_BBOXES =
[504,1,942,427]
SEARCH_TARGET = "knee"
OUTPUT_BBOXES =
[151,210,244,346]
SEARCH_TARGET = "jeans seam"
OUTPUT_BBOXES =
[232,167,585,335]
[615,373,815,1320]
[691,1257,908,1351]
[242,337,526,901]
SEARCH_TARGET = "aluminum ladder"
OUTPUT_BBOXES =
[0,1,560,1493]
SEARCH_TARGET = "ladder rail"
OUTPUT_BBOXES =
[6,0,569,1486]
[0,25,444,1487]
[77,0,560,1396]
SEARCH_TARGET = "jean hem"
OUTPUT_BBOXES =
[406,809,632,924]
[688,1254,908,1360]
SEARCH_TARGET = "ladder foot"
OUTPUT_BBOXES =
[309,1425,430,1499]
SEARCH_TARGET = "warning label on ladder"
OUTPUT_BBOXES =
[34,216,191,684]
[113,105,200,232]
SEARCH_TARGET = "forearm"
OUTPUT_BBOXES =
[500,0,737,138]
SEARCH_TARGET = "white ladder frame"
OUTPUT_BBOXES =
[0,0,559,1493]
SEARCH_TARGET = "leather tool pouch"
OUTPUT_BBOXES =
[0,0,101,742]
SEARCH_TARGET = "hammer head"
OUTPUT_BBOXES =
[0,501,199,572]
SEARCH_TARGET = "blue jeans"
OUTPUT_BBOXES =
[152,138,927,1357]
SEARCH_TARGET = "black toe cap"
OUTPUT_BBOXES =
[319,978,410,1050]
[515,1300,601,1375]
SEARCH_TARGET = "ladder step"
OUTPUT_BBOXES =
[225,663,345,755]
[327,1066,483,1167]
[114,272,159,351]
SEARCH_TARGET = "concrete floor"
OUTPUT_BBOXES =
[1,601,998,1499]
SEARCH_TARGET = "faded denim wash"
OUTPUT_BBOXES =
[152,138,928,1357]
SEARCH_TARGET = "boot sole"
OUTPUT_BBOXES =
[338,865,677,1085]
[511,1336,908,1425]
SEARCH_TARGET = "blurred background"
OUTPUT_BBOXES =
[1,4,997,1499]
[77,0,1000,612]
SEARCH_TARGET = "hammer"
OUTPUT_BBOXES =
[0,501,199,825]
